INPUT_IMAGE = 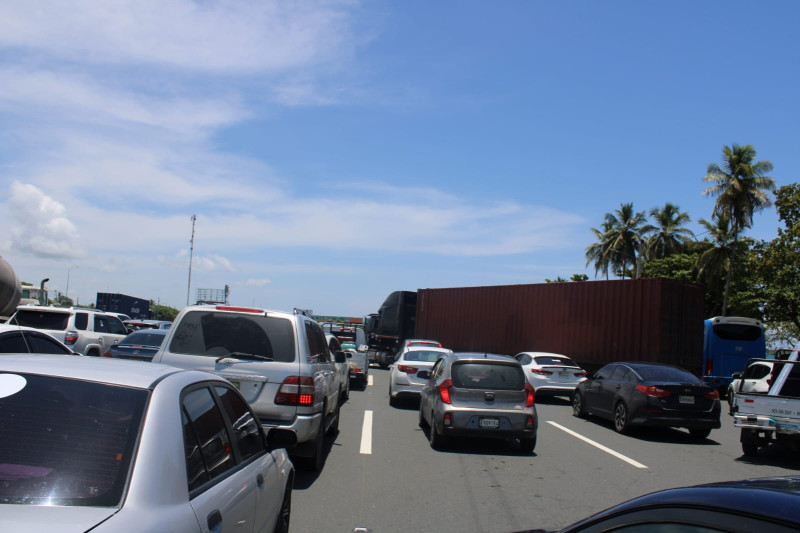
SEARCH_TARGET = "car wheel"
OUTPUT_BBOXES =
[303,423,325,472]
[418,404,426,427]
[326,400,340,436]
[273,481,292,533]
[428,413,446,450]
[572,391,586,418]
[741,428,759,457]
[341,384,349,402]
[689,427,711,440]
[519,435,537,454]
[613,401,629,434]
[389,382,399,407]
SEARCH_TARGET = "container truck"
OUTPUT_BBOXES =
[364,290,417,367]
[96,292,150,320]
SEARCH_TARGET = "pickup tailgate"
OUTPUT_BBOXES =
[733,393,800,434]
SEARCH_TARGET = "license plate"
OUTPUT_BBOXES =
[559,371,569,377]
[479,417,499,428]
[679,395,694,404]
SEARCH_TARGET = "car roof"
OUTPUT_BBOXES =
[519,351,572,358]
[450,352,518,363]
[0,324,51,334]
[0,354,183,389]
[405,345,450,353]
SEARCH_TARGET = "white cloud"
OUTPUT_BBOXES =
[246,278,272,287]
[0,1,359,74]
[3,181,84,259]
[194,254,235,273]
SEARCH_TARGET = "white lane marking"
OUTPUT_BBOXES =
[547,421,648,469]
[367,374,374,386]
[360,410,373,455]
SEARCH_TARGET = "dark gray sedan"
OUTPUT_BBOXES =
[572,362,721,439]
[105,328,168,361]
[418,352,538,453]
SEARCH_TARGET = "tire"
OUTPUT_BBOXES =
[519,435,537,454]
[428,413,446,450]
[303,423,325,472]
[389,382,399,407]
[273,481,292,533]
[572,391,587,418]
[689,427,711,440]
[741,428,759,457]
[727,389,734,415]
[326,400,340,436]
[341,384,349,402]
[613,401,630,434]
[418,404,426,427]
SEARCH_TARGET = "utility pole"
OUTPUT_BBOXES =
[187,215,196,307]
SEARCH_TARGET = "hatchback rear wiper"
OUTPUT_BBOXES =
[215,352,274,363]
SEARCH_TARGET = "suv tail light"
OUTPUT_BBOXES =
[636,385,671,398]
[64,331,78,345]
[531,368,553,375]
[439,379,453,404]
[397,365,418,375]
[275,376,315,406]
[525,383,535,407]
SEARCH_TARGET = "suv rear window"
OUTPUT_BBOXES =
[11,310,70,331]
[452,362,525,390]
[168,310,296,362]
[0,373,148,506]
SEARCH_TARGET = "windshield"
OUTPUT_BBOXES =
[168,310,296,362]
[11,310,70,331]
[635,365,703,384]
[0,373,148,506]
[452,362,525,390]
[122,330,167,347]
[403,350,447,363]
[534,356,579,367]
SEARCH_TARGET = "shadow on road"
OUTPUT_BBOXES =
[572,416,722,446]
[735,443,800,470]
[291,433,342,490]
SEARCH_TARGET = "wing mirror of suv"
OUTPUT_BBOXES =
[334,350,347,363]
[417,370,431,379]
[732,372,742,380]
[264,427,298,451]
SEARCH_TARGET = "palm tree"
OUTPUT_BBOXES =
[603,203,650,279]
[647,203,694,259]
[585,220,614,280]
[694,214,737,288]
[702,143,776,314]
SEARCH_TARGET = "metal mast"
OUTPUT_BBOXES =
[186,214,196,306]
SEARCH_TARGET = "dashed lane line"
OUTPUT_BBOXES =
[547,421,648,469]
[360,410,373,455]
[367,374,374,386]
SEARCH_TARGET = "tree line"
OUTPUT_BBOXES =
[578,143,800,345]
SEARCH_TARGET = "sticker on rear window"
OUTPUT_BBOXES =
[0,374,27,398]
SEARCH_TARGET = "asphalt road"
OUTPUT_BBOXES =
[292,366,800,533]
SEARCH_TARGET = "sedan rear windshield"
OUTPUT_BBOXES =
[404,350,447,363]
[0,373,148,506]
[534,356,578,367]
[635,365,703,384]
[168,310,296,362]
[11,310,70,331]
[452,363,525,390]
[122,331,167,347]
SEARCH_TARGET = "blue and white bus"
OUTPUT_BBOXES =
[703,316,766,393]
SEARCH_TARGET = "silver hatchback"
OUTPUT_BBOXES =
[418,352,538,453]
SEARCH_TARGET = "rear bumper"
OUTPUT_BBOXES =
[630,409,721,429]
[260,411,322,448]
[435,408,538,439]
[390,381,425,397]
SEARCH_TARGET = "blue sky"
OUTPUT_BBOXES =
[0,1,797,316]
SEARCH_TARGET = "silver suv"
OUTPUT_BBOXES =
[9,306,128,356]
[418,352,538,453]
[152,305,345,471]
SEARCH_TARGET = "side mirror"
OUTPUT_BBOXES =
[265,427,297,450]
[732,372,742,380]
[417,370,431,379]
[334,351,346,363]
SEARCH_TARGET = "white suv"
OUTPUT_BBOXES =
[9,306,128,357]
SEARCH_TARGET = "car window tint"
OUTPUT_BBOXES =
[610,365,629,381]
[452,363,524,390]
[123,331,167,347]
[94,316,109,333]
[215,386,266,462]
[182,409,210,492]
[534,356,578,367]
[168,311,296,362]
[106,316,128,335]
[635,365,702,383]
[0,332,28,353]
[328,336,342,352]
[28,333,71,354]
[182,387,234,481]
[0,373,147,506]
[75,313,88,330]
[11,310,70,330]
[749,364,771,380]
[430,358,444,379]
[595,365,615,380]
[305,322,327,363]
[405,350,446,363]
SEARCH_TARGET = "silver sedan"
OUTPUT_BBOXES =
[0,354,295,532]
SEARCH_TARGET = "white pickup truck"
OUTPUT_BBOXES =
[732,352,800,456]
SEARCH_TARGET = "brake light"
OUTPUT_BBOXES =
[443,413,452,426]
[574,371,587,377]
[636,385,671,397]
[397,365,418,374]
[525,383,535,407]
[705,390,720,400]
[215,306,263,314]
[275,376,315,406]
[526,415,535,429]
[102,350,112,358]
[64,331,78,345]
[439,379,453,404]
[531,368,553,375]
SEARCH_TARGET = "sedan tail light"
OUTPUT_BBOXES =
[525,383,535,407]
[64,331,78,345]
[275,376,315,406]
[439,379,453,404]
[102,350,112,358]
[397,365,418,375]
[704,390,720,400]
[636,385,671,398]
[574,371,587,377]
[530,368,553,375]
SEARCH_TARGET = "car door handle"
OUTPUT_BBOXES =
[207,510,222,530]
[257,473,264,488]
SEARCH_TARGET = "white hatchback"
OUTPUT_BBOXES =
[514,351,587,398]
[389,345,452,406]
